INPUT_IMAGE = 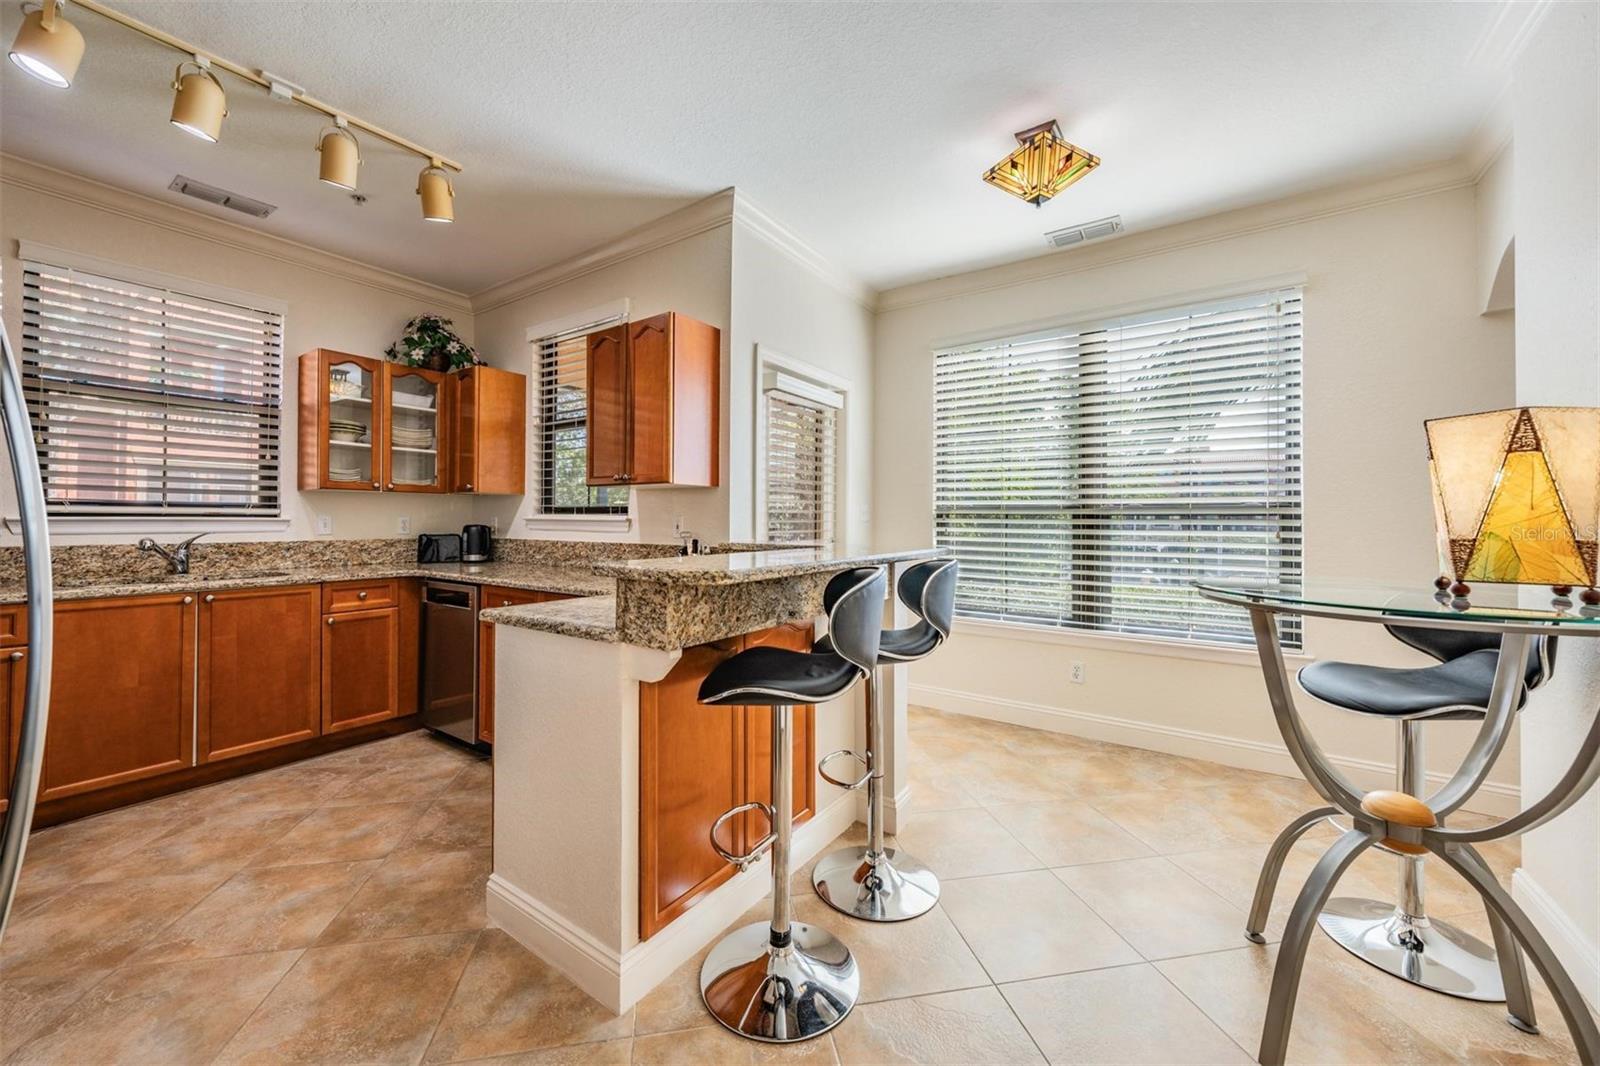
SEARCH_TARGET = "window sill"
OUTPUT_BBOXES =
[5,515,292,535]
[950,617,1313,665]
[523,514,633,534]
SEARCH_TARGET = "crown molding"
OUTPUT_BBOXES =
[876,159,1478,313]
[0,154,472,314]
[728,190,877,310]
[469,189,738,314]
[1468,0,1554,72]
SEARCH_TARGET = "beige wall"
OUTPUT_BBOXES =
[0,157,476,544]
[872,178,1519,807]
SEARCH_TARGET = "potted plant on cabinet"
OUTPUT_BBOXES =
[385,314,481,372]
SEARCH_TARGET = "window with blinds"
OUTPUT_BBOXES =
[21,258,284,517]
[934,288,1303,648]
[764,385,839,547]
[535,316,629,514]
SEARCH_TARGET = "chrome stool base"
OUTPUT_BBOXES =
[699,920,860,1043]
[1318,897,1506,1002]
[813,846,939,921]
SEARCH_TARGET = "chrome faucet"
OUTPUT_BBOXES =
[137,532,208,575]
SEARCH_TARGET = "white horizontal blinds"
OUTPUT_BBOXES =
[20,259,283,516]
[934,288,1303,648]
[765,390,838,547]
[535,315,628,514]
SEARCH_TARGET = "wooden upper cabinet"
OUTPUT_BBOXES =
[383,365,448,493]
[199,586,321,762]
[38,594,196,802]
[586,312,719,488]
[299,349,385,492]
[451,366,527,494]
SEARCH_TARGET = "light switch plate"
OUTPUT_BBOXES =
[316,514,333,535]
[398,516,411,534]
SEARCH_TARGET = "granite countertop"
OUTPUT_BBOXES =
[480,595,619,642]
[592,546,947,585]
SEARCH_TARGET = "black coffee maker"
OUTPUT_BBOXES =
[462,524,493,563]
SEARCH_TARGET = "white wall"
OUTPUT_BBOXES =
[873,175,1520,806]
[0,156,477,544]
[1475,143,1515,315]
[1507,1,1600,1007]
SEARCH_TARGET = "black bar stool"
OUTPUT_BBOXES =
[812,557,957,922]
[1249,624,1554,1017]
[696,566,886,1043]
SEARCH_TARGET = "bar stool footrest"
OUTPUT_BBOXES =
[817,748,871,790]
[710,801,776,871]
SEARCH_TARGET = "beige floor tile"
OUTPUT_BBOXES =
[87,806,313,883]
[136,860,381,963]
[250,801,426,867]
[1168,833,1385,939]
[324,756,471,807]
[1090,780,1315,855]
[1054,856,1249,960]
[446,757,493,795]
[790,894,990,1003]
[1002,963,1252,1064]
[190,763,373,814]
[214,930,478,1064]
[0,969,109,1058]
[0,872,227,981]
[986,800,1156,867]
[832,985,1044,1065]
[402,790,494,854]
[317,846,491,944]
[939,870,1140,983]
[453,1038,633,1064]
[631,1025,839,1065]
[892,807,1042,880]
[906,770,983,813]
[6,950,300,1066]
[423,929,633,1063]
[17,801,182,906]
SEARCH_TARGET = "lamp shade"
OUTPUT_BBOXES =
[982,121,1100,207]
[170,64,227,142]
[417,165,453,222]
[1426,406,1600,590]
[8,6,84,88]
[318,126,360,190]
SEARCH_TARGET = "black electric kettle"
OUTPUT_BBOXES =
[462,524,493,563]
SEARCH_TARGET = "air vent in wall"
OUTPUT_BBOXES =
[168,175,277,219]
[1044,214,1123,248]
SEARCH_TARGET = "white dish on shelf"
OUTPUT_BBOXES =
[391,393,436,411]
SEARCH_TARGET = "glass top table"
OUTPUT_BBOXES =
[1196,579,1600,635]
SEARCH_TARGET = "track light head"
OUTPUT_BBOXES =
[170,60,226,142]
[417,162,453,223]
[9,1,85,88]
[317,123,360,190]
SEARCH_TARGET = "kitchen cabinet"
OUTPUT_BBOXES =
[299,349,385,492]
[322,602,401,734]
[637,623,815,940]
[452,366,527,494]
[199,586,321,763]
[586,312,719,489]
[35,594,196,802]
[476,585,574,744]
[383,365,449,493]
[0,644,23,815]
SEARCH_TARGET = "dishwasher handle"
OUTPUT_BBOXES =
[425,584,476,609]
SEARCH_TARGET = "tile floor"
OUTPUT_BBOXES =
[0,708,1586,1065]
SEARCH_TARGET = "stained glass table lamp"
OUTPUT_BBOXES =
[1426,406,1600,605]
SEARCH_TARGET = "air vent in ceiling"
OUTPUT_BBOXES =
[168,175,277,219]
[1044,214,1123,248]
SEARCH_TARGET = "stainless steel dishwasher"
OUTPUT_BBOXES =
[421,580,479,744]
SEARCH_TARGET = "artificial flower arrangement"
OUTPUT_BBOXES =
[385,313,482,372]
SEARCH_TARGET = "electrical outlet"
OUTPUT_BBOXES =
[316,514,333,535]
[398,516,411,535]
[490,515,498,535]
[1069,661,1086,684]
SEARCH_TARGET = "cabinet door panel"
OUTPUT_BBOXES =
[0,603,27,648]
[467,367,526,495]
[452,368,478,492]
[639,640,746,939]
[628,314,673,485]
[586,325,629,485]
[384,364,448,493]
[300,350,384,492]
[41,595,195,801]
[200,586,321,763]
[322,608,400,734]
[0,647,20,814]
[741,623,817,836]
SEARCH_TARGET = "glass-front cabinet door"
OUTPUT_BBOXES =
[382,365,447,493]
[320,353,382,491]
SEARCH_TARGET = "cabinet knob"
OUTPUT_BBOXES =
[357,591,368,600]
[182,595,193,604]
[204,594,215,603]
[464,483,473,491]
[371,481,380,489]
[387,482,395,490]
[326,617,335,626]
[9,650,22,661]
[501,599,511,606]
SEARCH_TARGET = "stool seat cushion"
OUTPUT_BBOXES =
[699,646,863,706]
[1298,649,1528,720]
[813,626,940,664]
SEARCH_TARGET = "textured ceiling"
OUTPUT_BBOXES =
[0,2,1512,295]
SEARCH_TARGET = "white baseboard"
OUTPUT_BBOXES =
[487,791,859,1014]
[910,683,1521,817]
[881,783,913,835]
[1512,868,1600,1011]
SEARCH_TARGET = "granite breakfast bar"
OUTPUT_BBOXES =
[480,547,940,1012]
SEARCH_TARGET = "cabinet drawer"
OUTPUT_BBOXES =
[480,585,575,610]
[323,579,399,613]
[0,603,26,648]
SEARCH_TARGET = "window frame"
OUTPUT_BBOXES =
[754,346,849,550]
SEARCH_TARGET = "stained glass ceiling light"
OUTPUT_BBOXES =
[982,121,1100,207]
[1426,406,1600,605]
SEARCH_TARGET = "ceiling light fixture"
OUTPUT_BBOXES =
[169,57,226,142]
[8,0,85,88]
[983,120,1100,207]
[317,117,360,190]
[417,160,453,223]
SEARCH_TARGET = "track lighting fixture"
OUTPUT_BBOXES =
[317,119,360,191]
[169,58,226,142]
[417,161,454,223]
[8,0,85,88]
